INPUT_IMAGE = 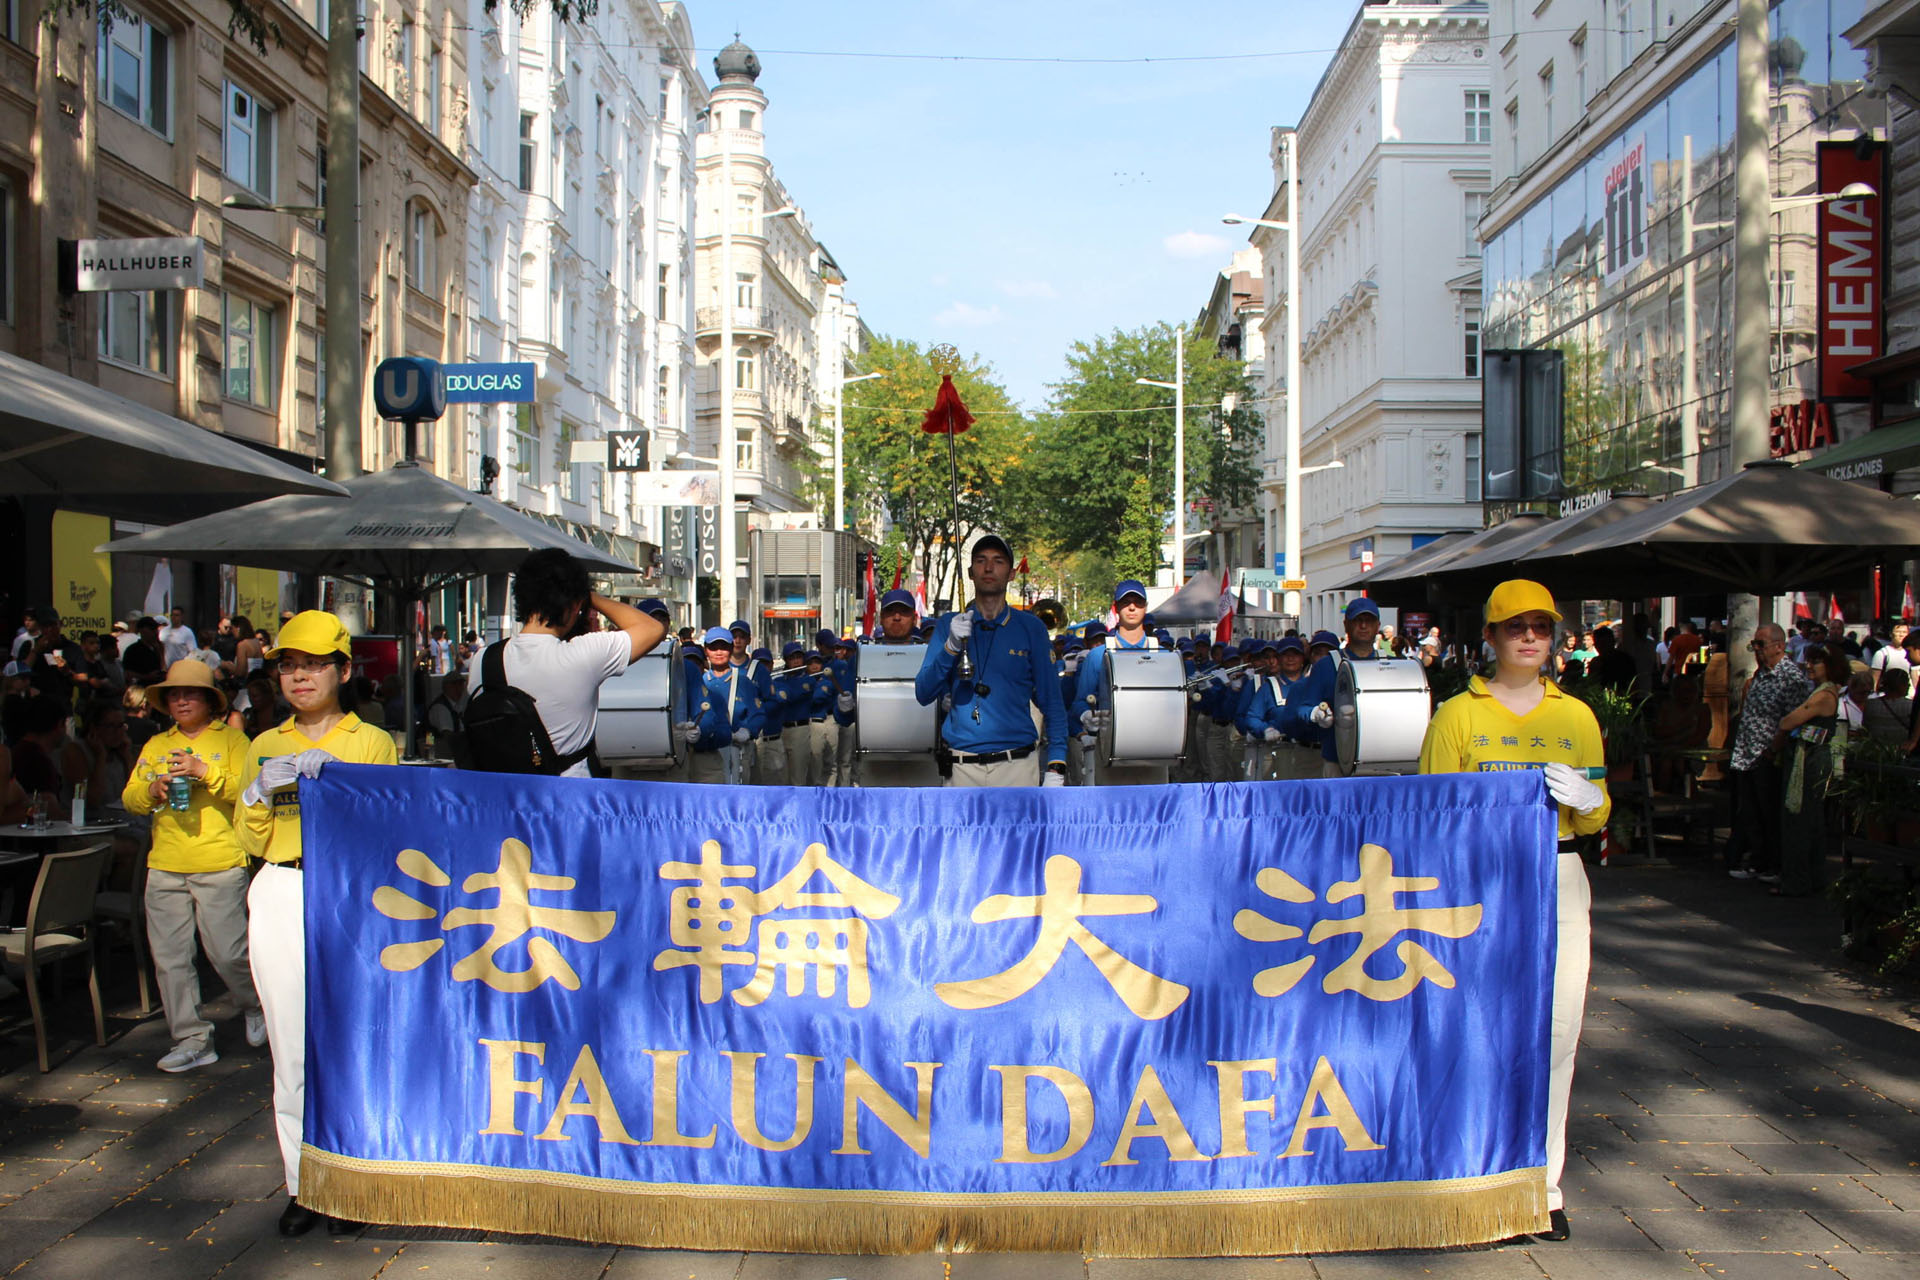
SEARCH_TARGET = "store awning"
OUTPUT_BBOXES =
[0,348,346,521]
[1802,420,1920,483]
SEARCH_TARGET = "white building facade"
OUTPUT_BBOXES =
[462,0,704,605]
[1244,1,1493,633]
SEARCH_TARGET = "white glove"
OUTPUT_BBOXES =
[1230,675,1245,690]
[679,721,700,744]
[1310,703,1334,728]
[837,691,855,713]
[1079,708,1110,733]
[241,749,333,807]
[1077,732,1097,748]
[1263,727,1282,743]
[944,611,974,655]
[1042,769,1067,788]
[1544,762,1606,814]
[731,727,750,744]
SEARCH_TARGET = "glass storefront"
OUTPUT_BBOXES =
[1481,0,1882,499]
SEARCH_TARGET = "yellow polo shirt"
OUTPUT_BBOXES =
[1418,675,1611,841]
[122,723,252,874]
[237,713,398,865]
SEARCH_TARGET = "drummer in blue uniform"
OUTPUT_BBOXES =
[679,627,760,784]
[1254,636,1321,780]
[1286,598,1386,777]
[777,640,816,785]
[727,621,777,784]
[915,533,1068,788]
[861,591,940,788]
[830,634,860,786]
[1073,579,1171,787]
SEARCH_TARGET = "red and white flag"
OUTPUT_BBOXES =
[1215,568,1236,644]
[862,554,878,636]
[1793,592,1813,621]
[1829,593,1845,625]
[1903,579,1915,622]
[914,574,929,621]
[892,558,904,592]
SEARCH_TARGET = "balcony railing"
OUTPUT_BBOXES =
[695,305,774,337]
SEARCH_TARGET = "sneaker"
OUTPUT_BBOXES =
[245,1011,268,1048]
[1728,868,1757,880]
[158,1043,218,1073]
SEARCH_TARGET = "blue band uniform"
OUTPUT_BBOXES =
[298,765,1555,1255]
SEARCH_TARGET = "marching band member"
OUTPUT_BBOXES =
[235,610,398,1237]
[915,534,1069,787]
[1418,579,1607,1244]
[680,627,759,785]
[778,641,816,785]
[1194,640,1240,782]
[1235,640,1283,781]
[1257,636,1321,781]
[860,591,942,788]
[831,635,860,786]
[727,622,776,785]
[1073,580,1169,786]
[1293,599,1386,778]
[805,646,838,784]
[748,645,787,785]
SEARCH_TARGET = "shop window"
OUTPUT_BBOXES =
[1464,89,1490,144]
[222,293,278,408]
[100,290,174,376]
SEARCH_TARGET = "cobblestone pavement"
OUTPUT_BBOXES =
[1,856,1915,1280]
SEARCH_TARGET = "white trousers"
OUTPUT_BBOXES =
[1271,744,1322,781]
[784,728,814,786]
[247,863,305,1196]
[812,720,839,785]
[948,756,1040,787]
[1548,850,1593,1212]
[146,866,259,1052]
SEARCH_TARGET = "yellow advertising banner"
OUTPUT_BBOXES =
[52,510,113,635]
[235,567,281,631]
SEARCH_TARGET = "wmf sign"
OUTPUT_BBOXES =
[609,431,649,471]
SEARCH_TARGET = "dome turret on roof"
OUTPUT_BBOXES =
[715,38,761,83]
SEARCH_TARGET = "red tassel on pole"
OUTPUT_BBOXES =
[919,375,975,435]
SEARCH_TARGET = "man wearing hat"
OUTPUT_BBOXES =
[1286,599,1388,778]
[831,635,861,786]
[726,621,777,784]
[122,659,263,1074]
[1254,636,1321,780]
[680,628,760,784]
[746,645,787,785]
[860,593,941,787]
[777,641,817,785]
[1419,580,1606,1243]
[915,534,1069,787]
[1072,579,1172,786]
[236,610,398,1235]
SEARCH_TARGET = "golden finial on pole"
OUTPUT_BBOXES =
[929,343,962,377]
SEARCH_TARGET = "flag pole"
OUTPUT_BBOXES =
[929,343,967,606]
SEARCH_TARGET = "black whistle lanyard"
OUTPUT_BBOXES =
[961,614,1000,699]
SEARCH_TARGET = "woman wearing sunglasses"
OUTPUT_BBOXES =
[1418,579,1609,1245]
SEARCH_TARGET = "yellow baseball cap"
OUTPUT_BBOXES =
[266,610,353,660]
[1484,580,1562,624]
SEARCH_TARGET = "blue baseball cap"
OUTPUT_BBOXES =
[680,643,703,658]
[805,649,825,663]
[728,619,751,634]
[1112,579,1148,605]
[1085,620,1109,637]
[1310,630,1340,649]
[637,597,670,618]
[1143,612,1158,628]
[782,640,806,658]
[1153,629,1174,646]
[971,533,1014,563]
[815,628,837,645]
[879,588,916,612]
[1063,639,1085,654]
[1276,636,1306,656]
[702,627,734,648]
[751,646,772,662]
[1344,597,1381,621]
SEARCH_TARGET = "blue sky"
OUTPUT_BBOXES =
[697,1,1360,408]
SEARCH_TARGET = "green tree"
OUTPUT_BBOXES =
[1113,474,1160,584]
[840,336,1031,606]
[1027,323,1261,571]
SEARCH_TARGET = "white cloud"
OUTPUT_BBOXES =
[929,273,951,287]
[933,301,1005,328]
[997,279,1059,300]
[1164,230,1230,260]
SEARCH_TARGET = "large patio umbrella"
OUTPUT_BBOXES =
[1320,529,1477,596]
[1518,461,1920,596]
[1422,494,1660,597]
[98,461,639,755]
[1,348,346,520]
[1331,514,1554,607]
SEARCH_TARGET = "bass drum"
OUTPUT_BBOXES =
[596,640,686,766]
[1333,656,1431,775]
[1099,647,1188,767]
[855,643,938,756]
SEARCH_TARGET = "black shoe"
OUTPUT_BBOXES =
[325,1216,363,1236]
[278,1199,321,1237]
[1536,1209,1570,1241]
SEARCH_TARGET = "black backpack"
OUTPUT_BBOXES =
[459,642,591,775]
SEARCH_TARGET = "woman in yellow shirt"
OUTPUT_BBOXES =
[236,612,396,1238]
[1419,579,1609,1245]
[121,659,265,1074]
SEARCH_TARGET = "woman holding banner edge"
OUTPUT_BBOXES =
[1417,579,1609,1244]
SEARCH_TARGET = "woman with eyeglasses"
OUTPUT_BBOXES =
[1773,641,1847,898]
[1418,579,1609,1245]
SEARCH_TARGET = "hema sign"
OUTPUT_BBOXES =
[442,362,536,403]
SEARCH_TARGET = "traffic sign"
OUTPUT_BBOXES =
[1282,578,1308,591]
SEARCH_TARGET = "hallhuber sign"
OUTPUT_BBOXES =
[74,236,205,292]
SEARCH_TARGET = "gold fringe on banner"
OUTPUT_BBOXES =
[301,1148,1548,1257]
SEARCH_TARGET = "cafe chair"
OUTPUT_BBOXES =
[93,839,153,1017]
[0,843,113,1072]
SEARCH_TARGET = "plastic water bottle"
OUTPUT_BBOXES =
[168,775,193,811]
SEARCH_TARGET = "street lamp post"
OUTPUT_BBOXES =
[1225,126,1301,616]
[1135,325,1185,589]
[834,370,882,532]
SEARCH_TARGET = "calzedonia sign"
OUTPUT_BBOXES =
[72,236,206,292]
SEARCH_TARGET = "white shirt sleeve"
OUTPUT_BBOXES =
[586,628,633,681]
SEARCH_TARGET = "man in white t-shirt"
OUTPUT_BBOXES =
[1872,622,1911,686]
[160,607,197,665]
[477,548,665,778]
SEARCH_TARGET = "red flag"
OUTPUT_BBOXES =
[1793,592,1813,621]
[1903,579,1915,622]
[914,575,928,621]
[1015,556,1028,577]
[1215,568,1236,644]
[1829,593,1845,625]
[919,375,975,435]
[862,555,878,636]
[891,558,904,591]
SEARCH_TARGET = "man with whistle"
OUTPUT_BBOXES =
[1418,578,1608,1245]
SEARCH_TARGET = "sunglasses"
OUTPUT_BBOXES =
[1500,618,1556,638]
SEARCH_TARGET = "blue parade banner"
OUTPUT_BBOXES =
[298,766,1556,1256]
